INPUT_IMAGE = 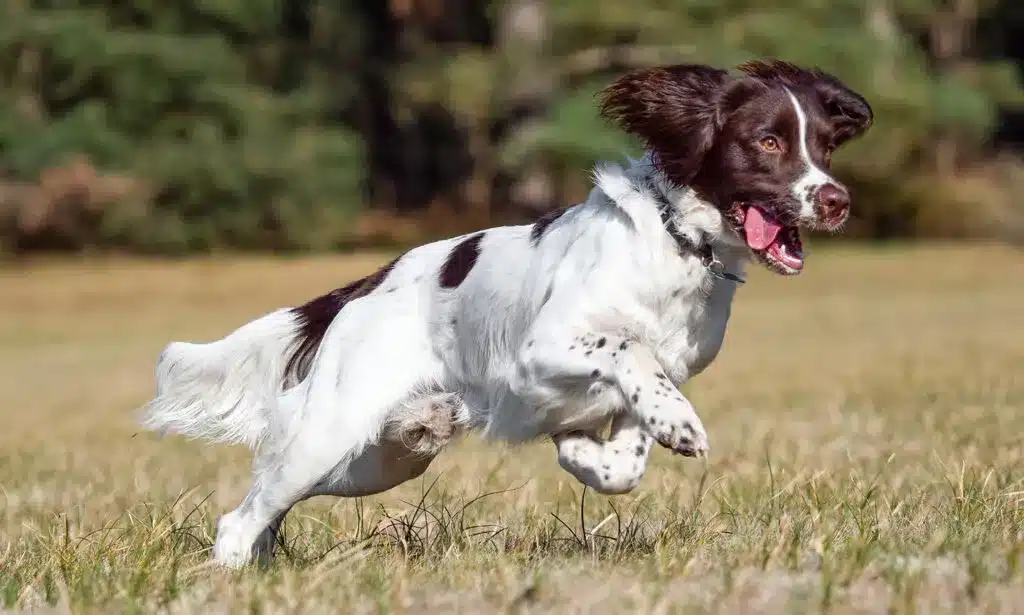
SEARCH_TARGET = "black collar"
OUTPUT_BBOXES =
[654,189,746,285]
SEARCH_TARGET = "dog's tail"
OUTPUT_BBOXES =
[139,308,301,450]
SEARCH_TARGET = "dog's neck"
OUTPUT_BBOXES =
[594,151,749,281]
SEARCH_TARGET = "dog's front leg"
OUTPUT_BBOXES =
[515,332,709,458]
[553,413,652,494]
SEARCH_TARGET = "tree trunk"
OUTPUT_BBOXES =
[929,0,979,174]
[490,0,554,217]
[867,0,898,93]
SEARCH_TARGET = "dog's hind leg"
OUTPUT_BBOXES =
[244,393,461,565]
[211,299,454,568]
[249,508,291,566]
[213,387,460,568]
[307,391,462,498]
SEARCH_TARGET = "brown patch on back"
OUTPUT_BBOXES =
[284,256,401,383]
[530,207,568,245]
[439,232,484,289]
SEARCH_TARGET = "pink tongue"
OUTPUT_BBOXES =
[743,206,783,250]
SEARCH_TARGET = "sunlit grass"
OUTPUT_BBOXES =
[1,244,1022,613]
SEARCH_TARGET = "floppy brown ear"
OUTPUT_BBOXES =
[811,76,874,146]
[737,59,873,146]
[598,64,731,185]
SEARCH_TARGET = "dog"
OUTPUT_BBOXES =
[140,60,873,568]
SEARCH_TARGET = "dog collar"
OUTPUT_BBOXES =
[654,191,746,285]
[697,247,746,284]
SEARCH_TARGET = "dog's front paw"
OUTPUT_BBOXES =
[642,404,710,458]
[650,419,709,457]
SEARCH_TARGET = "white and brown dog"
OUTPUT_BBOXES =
[141,60,873,568]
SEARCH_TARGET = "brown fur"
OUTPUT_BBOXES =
[439,232,485,289]
[284,257,401,383]
[530,207,569,245]
[597,59,873,231]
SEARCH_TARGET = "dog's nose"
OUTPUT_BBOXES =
[816,183,850,220]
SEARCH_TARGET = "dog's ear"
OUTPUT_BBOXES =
[599,64,731,185]
[809,76,874,146]
[737,59,873,146]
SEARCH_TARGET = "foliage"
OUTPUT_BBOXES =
[0,1,365,253]
[484,0,1024,231]
[0,0,1021,253]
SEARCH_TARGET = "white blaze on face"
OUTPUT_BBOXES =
[785,88,836,220]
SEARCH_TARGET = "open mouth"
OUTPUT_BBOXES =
[734,205,805,274]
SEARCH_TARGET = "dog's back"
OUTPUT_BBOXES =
[139,231,470,452]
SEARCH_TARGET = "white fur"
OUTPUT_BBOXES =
[141,308,298,450]
[141,152,751,568]
[555,414,651,495]
[786,88,837,220]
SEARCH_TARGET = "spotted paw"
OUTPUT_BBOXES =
[648,415,710,458]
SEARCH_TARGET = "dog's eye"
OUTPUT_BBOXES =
[759,136,781,152]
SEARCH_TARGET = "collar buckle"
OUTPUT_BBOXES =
[655,187,746,285]
[701,249,746,285]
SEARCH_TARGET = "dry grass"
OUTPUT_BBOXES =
[1,244,1023,614]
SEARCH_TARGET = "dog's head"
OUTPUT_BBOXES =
[599,60,873,274]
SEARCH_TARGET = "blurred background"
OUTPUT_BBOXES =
[3,5,1024,610]
[1,0,1023,256]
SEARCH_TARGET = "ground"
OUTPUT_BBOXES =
[1,244,1022,614]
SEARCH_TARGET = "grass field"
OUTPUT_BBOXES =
[1,244,1023,614]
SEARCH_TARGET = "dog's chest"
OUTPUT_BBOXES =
[648,280,736,383]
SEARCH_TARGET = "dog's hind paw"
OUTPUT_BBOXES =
[212,511,258,569]
[386,392,464,456]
